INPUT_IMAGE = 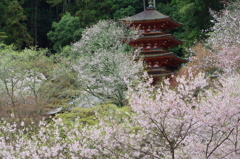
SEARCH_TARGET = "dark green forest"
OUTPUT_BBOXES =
[0,0,224,54]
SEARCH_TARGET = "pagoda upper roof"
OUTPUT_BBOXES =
[120,9,169,22]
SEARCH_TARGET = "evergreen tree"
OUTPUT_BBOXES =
[74,0,142,27]
[157,0,223,47]
[48,13,83,51]
[1,0,33,48]
[0,32,7,42]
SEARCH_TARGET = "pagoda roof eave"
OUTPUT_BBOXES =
[149,72,174,77]
[119,9,169,22]
[121,18,182,27]
[140,49,168,53]
[119,10,182,28]
[140,52,173,58]
[169,18,183,27]
[170,54,188,64]
[138,34,172,39]
[130,34,184,46]
[143,53,188,63]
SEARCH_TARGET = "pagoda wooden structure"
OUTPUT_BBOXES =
[120,0,187,82]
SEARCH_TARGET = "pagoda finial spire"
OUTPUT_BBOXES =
[147,0,155,10]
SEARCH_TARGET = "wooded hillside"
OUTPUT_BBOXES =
[0,0,225,54]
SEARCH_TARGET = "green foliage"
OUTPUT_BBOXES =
[0,0,226,50]
[0,45,46,111]
[181,0,222,42]
[0,32,7,42]
[74,0,142,27]
[113,6,136,19]
[58,104,132,126]
[59,45,73,57]
[48,13,83,52]
[46,0,65,7]
[156,0,223,57]
[0,0,33,48]
[0,44,78,118]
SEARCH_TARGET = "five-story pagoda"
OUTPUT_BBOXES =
[120,0,187,82]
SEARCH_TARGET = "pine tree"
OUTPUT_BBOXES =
[2,0,33,48]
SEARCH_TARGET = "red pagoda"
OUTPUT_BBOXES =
[120,0,187,82]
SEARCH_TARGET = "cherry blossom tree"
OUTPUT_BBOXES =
[205,0,240,72]
[92,72,240,159]
[1,2,240,158]
[187,1,240,74]
[1,72,239,159]
[72,20,143,106]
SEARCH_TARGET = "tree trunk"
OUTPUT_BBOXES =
[34,0,38,45]
[171,147,175,159]
[31,0,34,43]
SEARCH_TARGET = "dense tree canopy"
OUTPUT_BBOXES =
[47,13,83,51]
[0,0,228,54]
[157,0,223,46]
[0,0,33,48]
